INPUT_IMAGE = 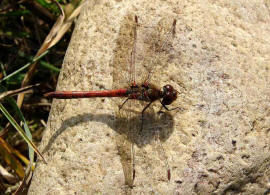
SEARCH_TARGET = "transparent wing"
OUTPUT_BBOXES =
[136,17,177,85]
[111,14,137,90]
[112,15,177,93]
[111,14,137,188]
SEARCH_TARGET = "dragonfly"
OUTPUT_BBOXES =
[45,15,179,188]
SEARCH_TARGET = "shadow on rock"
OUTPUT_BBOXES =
[42,110,174,154]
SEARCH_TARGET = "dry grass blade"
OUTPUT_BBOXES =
[14,163,33,195]
[0,84,40,100]
[17,0,84,107]
[0,164,18,184]
[0,137,25,179]
[12,148,33,168]
[49,1,85,47]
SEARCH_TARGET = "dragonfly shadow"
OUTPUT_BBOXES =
[42,110,174,154]
[115,110,174,147]
[42,112,113,154]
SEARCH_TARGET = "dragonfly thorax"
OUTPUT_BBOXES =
[161,84,177,105]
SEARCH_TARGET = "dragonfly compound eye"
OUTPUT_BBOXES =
[162,85,177,105]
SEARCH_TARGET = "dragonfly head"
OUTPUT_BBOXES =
[161,84,177,105]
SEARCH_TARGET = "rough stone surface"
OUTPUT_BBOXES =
[28,0,270,194]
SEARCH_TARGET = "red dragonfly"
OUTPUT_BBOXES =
[45,15,179,188]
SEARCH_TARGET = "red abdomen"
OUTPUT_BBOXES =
[44,89,129,99]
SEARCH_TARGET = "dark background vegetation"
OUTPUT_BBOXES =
[0,0,76,193]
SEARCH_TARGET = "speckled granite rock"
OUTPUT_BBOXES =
[28,0,270,194]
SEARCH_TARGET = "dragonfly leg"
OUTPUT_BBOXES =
[159,99,183,112]
[139,102,153,134]
[119,98,130,110]
[161,103,183,112]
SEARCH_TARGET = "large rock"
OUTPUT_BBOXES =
[28,0,270,194]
